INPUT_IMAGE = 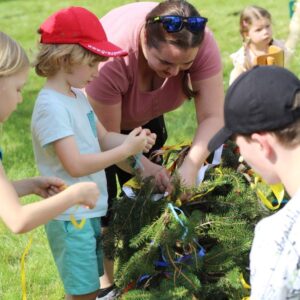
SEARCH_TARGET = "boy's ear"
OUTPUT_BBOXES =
[251,132,274,159]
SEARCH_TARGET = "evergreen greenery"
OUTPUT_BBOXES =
[0,0,296,298]
[104,142,272,299]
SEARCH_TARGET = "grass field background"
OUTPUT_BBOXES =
[0,0,299,299]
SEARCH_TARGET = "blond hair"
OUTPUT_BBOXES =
[0,31,29,77]
[34,44,107,77]
[239,6,272,41]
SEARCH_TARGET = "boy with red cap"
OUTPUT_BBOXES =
[31,7,156,300]
[208,66,300,299]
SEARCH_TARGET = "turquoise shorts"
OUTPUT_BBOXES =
[45,218,103,295]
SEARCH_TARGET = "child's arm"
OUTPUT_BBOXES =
[285,1,300,65]
[229,64,245,85]
[96,119,156,151]
[97,121,156,172]
[229,48,247,85]
[53,121,155,177]
[0,164,99,234]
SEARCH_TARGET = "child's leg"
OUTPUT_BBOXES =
[45,218,103,299]
[66,291,98,300]
[100,228,114,288]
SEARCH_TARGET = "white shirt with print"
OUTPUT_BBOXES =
[250,190,300,299]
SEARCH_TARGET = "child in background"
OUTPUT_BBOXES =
[0,31,99,234]
[229,5,286,85]
[208,66,300,299]
[31,7,156,300]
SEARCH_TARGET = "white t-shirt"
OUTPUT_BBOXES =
[250,190,300,299]
[31,88,108,220]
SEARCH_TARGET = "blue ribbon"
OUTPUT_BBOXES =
[167,203,188,239]
[136,204,206,287]
[154,241,205,269]
[152,204,205,269]
[133,152,143,170]
[272,198,289,208]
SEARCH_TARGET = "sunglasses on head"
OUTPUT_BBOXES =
[148,15,208,33]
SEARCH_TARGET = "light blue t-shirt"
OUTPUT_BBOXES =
[31,88,108,220]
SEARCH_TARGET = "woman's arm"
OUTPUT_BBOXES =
[178,71,224,186]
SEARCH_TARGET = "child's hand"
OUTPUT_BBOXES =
[32,176,66,198]
[123,127,148,156]
[141,129,156,153]
[66,182,99,209]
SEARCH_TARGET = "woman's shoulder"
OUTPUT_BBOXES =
[101,2,157,53]
[188,28,222,80]
[102,2,157,17]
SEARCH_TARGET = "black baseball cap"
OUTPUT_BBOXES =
[208,66,300,152]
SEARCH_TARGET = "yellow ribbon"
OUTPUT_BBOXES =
[123,177,140,189]
[240,273,251,300]
[160,142,191,151]
[21,235,33,300]
[20,183,87,299]
[70,212,86,229]
[270,182,285,202]
[251,175,285,210]
[240,273,251,289]
[60,184,86,229]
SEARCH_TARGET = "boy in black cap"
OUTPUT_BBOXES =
[209,65,300,299]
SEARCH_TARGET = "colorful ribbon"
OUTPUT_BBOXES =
[21,235,33,300]
[122,144,223,202]
[251,176,286,210]
[60,185,87,229]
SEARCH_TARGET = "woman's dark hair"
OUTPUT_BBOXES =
[145,0,205,99]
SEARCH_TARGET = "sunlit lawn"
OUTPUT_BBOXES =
[0,0,298,299]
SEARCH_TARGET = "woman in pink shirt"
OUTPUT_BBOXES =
[86,1,224,296]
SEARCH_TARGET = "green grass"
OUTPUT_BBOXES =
[0,0,299,299]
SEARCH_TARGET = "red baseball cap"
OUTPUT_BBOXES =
[38,6,128,57]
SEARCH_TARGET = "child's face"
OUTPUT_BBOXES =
[236,135,280,184]
[65,62,100,89]
[247,18,272,48]
[0,68,29,122]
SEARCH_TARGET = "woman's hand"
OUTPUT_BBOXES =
[177,161,198,188]
[141,158,172,194]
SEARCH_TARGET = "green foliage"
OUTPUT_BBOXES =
[0,0,297,299]
[103,143,269,299]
